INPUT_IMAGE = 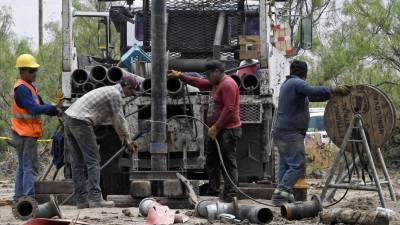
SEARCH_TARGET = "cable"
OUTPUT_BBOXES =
[323,150,352,208]
[168,115,275,207]
[125,104,150,118]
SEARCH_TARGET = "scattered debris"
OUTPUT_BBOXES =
[139,198,190,225]
[122,208,135,217]
[0,199,12,206]
[320,208,390,225]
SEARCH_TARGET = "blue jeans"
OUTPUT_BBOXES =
[274,137,305,192]
[64,116,102,203]
[12,131,38,201]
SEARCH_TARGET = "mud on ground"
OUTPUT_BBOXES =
[1,174,400,225]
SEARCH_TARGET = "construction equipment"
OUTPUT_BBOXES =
[36,0,313,206]
[321,85,397,208]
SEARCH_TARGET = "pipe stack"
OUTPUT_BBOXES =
[71,66,140,96]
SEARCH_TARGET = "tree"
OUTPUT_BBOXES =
[306,0,400,119]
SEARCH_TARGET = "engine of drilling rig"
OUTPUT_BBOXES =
[57,0,293,202]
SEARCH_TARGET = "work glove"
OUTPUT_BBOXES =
[167,70,183,79]
[126,140,138,153]
[208,125,219,141]
[332,85,351,97]
[51,90,65,106]
[56,108,63,117]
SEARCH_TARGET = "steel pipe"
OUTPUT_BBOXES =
[167,78,184,98]
[213,12,225,59]
[12,195,62,221]
[108,66,145,83]
[90,65,107,82]
[141,78,152,95]
[237,205,273,224]
[281,195,322,221]
[168,59,209,72]
[139,197,156,217]
[94,82,106,89]
[241,74,260,91]
[230,75,242,89]
[195,199,273,224]
[82,82,95,93]
[71,69,89,85]
[107,66,125,84]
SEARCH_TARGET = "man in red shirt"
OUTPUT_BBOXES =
[168,60,241,202]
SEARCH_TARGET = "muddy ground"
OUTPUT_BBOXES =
[0,174,399,225]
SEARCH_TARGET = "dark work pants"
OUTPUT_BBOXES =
[205,127,242,197]
[64,115,102,203]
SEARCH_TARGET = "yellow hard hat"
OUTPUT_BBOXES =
[15,54,40,68]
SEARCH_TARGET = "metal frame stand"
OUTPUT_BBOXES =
[320,114,396,208]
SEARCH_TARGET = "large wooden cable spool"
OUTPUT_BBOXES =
[324,85,396,150]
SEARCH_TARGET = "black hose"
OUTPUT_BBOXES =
[323,151,353,208]
[168,115,274,207]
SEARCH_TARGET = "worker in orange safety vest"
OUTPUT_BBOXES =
[11,54,60,202]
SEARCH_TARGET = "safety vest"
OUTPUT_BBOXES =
[11,79,43,137]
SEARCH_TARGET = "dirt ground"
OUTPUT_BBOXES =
[0,174,399,225]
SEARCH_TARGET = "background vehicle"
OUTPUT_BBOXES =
[306,107,330,147]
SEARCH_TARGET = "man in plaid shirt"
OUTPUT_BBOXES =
[64,75,139,208]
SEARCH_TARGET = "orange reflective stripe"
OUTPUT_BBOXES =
[10,79,43,137]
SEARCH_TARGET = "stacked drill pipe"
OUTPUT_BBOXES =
[71,66,146,95]
[141,77,199,97]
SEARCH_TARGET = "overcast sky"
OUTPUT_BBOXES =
[1,0,62,50]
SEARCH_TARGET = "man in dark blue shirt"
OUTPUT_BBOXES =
[271,60,350,206]
[11,53,59,202]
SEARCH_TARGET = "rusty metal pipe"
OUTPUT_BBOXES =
[320,208,390,225]
[71,69,89,85]
[90,65,107,82]
[281,195,322,221]
[12,195,62,221]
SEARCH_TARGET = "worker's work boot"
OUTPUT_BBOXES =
[271,189,294,207]
[89,198,115,208]
[76,202,89,209]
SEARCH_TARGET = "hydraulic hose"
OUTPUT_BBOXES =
[167,115,274,207]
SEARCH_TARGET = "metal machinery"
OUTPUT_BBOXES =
[56,0,294,202]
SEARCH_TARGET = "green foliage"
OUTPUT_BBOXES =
[0,6,33,140]
[72,0,120,59]
[307,0,400,123]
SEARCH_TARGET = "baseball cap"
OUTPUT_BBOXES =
[119,74,140,92]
